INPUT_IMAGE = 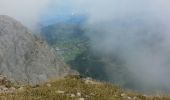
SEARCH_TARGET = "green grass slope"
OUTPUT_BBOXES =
[0,75,170,100]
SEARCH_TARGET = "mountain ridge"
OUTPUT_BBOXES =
[0,15,72,85]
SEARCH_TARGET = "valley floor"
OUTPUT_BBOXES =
[0,75,170,100]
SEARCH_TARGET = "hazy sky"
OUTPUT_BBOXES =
[0,0,51,28]
[0,0,153,27]
[0,0,169,28]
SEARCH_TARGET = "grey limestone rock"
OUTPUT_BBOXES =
[0,15,71,85]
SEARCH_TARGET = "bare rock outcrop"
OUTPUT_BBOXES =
[0,15,71,84]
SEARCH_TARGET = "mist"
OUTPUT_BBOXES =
[69,0,170,92]
[1,0,170,92]
[0,0,52,29]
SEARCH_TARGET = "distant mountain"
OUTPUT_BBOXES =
[41,22,86,45]
[41,15,87,27]
[0,15,71,85]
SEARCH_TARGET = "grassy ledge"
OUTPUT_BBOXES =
[0,75,170,100]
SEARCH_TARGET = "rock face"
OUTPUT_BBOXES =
[0,15,70,84]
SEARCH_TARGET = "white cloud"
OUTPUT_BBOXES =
[0,0,50,28]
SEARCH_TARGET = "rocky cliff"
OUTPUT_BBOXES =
[0,15,70,84]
